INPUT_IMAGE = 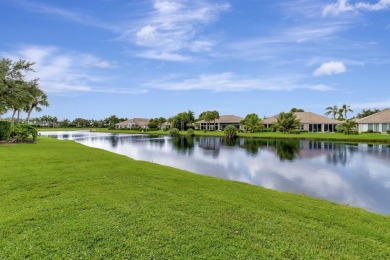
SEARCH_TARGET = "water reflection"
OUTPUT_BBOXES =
[40,131,390,215]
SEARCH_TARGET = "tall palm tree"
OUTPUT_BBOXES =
[325,105,339,119]
[24,83,49,124]
[211,110,220,130]
[341,104,353,120]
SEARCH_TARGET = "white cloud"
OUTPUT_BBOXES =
[313,61,346,76]
[323,0,390,16]
[17,0,119,32]
[128,0,229,61]
[3,46,120,94]
[147,72,335,92]
[136,50,193,62]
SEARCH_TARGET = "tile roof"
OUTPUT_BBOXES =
[197,115,243,124]
[263,112,341,124]
[115,118,150,126]
[355,109,390,123]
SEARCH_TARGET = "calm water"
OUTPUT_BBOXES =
[40,131,390,215]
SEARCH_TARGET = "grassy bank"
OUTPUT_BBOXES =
[1,138,389,258]
[91,128,390,143]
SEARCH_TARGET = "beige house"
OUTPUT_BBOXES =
[263,112,341,132]
[197,115,244,131]
[115,118,150,129]
[356,108,390,133]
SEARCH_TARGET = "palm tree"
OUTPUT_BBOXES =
[325,105,339,119]
[24,83,49,124]
[341,104,353,120]
[240,113,264,133]
[274,112,301,133]
[211,110,220,130]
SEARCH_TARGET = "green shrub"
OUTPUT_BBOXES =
[10,124,38,142]
[0,121,12,141]
[148,128,159,131]
[169,128,180,137]
[288,130,301,134]
[130,127,140,131]
[187,128,195,137]
[387,130,390,134]
[224,125,237,138]
[163,127,169,131]
[367,129,374,133]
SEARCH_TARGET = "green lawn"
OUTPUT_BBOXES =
[1,138,389,258]
[91,128,390,143]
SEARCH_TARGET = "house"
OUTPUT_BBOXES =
[356,108,390,133]
[115,118,150,129]
[197,115,244,131]
[263,112,341,132]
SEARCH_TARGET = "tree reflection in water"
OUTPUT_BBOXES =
[171,136,195,156]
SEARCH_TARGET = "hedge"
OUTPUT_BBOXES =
[0,121,12,141]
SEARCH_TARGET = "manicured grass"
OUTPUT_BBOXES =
[1,138,389,258]
[37,127,92,131]
[92,128,390,143]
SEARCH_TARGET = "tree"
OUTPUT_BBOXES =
[240,113,264,133]
[105,115,120,129]
[356,108,381,119]
[273,112,301,133]
[325,105,339,119]
[341,104,353,120]
[336,119,358,135]
[199,111,213,131]
[24,81,49,124]
[211,110,220,130]
[224,125,237,138]
[290,108,304,112]
[199,110,219,131]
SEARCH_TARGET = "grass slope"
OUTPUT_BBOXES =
[1,138,389,258]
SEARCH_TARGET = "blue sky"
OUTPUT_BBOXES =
[1,0,390,120]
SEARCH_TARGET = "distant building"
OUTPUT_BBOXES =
[263,112,341,132]
[115,118,150,129]
[197,115,244,131]
[356,108,390,133]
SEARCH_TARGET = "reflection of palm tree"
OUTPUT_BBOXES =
[275,140,300,161]
[171,136,195,154]
[242,138,266,155]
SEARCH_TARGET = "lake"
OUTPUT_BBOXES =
[40,131,390,215]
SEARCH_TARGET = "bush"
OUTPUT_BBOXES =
[130,127,140,131]
[187,128,195,137]
[148,128,159,132]
[224,125,237,138]
[343,130,359,135]
[169,128,180,137]
[163,127,169,131]
[10,124,38,142]
[387,130,390,134]
[366,129,374,133]
[288,130,301,134]
[0,121,12,141]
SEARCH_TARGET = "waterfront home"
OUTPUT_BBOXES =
[197,115,244,131]
[263,112,341,132]
[356,108,390,133]
[115,118,150,129]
